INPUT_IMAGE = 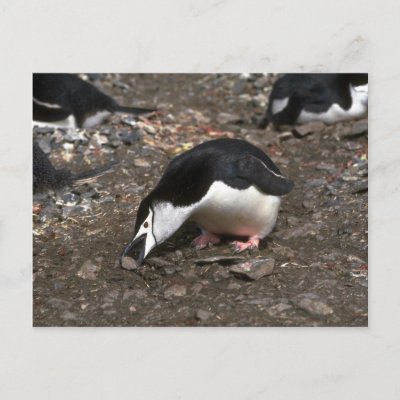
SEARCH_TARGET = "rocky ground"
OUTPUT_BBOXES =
[33,74,368,327]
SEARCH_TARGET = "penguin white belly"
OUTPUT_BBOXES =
[191,181,281,238]
[82,110,111,128]
[297,84,368,124]
[32,115,77,129]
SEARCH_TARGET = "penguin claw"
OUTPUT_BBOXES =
[192,232,221,249]
[232,237,260,253]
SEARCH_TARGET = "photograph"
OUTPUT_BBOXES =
[32,73,368,327]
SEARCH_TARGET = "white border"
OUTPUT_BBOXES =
[1,0,400,398]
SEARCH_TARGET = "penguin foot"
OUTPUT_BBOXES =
[192,232,221,250]
[232,237,260,253]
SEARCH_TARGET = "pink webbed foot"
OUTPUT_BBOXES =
[232,236,260,253]
[192,231,221,250]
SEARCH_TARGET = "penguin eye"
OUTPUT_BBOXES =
[144,222,149,228]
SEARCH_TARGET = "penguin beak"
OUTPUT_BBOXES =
[121,234,146,266]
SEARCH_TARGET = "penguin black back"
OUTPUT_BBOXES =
[33,74,156,128]
[259,73,368,128]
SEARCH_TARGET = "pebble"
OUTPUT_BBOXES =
[230,258,275,281]
[292,293,333,316]
[117,129,142,145]
[217,112,243,125]
[253,75,270,89]
[61,311,81,321]
[77,260,100,280]
[62,205,86,219]
[267,302,293,316]
[277,222,321,240]
[62,192,80,206]
[232,78,248,94]
[37,139,52,154]
[133,158,151,168]
[293,121,325,138]
[164,284,187,299]
[195,309,213,321]
[47,298,73,309]
[121,256,138,271]
[39,206,60,222]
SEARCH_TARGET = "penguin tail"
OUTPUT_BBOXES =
[112,104,157,115]
[235,155,295,196]
[72,161,118,184]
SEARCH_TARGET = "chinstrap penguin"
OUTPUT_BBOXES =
[33,142,115,193]
[121,138,294,266]
[258,73,368,128]
[33,73,157,129]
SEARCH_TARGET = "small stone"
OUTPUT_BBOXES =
[253,75,270,89]
[140,123,157,135]
[37,139,52,154]
[129,305,137,312]
[121,256,138,271]
[267,302,293,316]
[277,222,321,240]
[232,78,248,94]
[117,129,142,145]
[39,206,60,222]
[252,93,268,107]
[99,195,114,204]
[61,311,81,321]
[195,309,213,321]
[217,112,243,125]
[191,283,203,295]
[164,284,187,299]
[292,293,333,316]
[227,282,241,290]
[77,260,100,280]
[62,205,86,219]
[133,158,151,168]
[47,298,72,309]
[230,258,275,281]
[62,192,80,206]
[293,121,325,138]
[316,162,337,173]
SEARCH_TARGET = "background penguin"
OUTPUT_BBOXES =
[33,73,157,129]
[258,73,368,128]
[121,138,294,266]
[33,142,115,193]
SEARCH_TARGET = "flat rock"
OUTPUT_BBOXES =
[195,309,213,321]
[194,255,245,266]
[277,222,322,240]
[121,256,138,271]
[292,293,333,316]
[164,284,187,299]
[293,121,326,138]
[77,260,100,280]
[217,112,243,125]
[230,258,275,281]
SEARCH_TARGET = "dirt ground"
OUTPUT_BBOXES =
[32,74,368,327]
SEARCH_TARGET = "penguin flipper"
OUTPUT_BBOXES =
[33,100,72,123]
[235,154,294,196]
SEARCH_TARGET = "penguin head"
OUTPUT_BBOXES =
[121,195,193,267]
[122,203,157,266]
